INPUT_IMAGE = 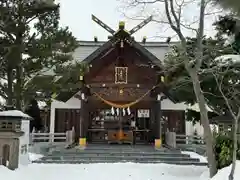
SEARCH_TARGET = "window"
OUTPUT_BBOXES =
[15,122,21,131]
[0,122,13,130]
[219,124,224,132]
[0,121,21,131]
[228,125,232,132]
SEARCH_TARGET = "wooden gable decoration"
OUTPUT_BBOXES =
[115,67,128,84]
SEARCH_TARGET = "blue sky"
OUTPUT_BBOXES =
[56,0,218,42]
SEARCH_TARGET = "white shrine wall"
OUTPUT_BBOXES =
[49,91,204,136]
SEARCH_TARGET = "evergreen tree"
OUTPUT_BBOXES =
[214,15,240,52]
[164,16,240,119]
[25,98,42,132]
[0,0,79,109]
[212,0,240,15]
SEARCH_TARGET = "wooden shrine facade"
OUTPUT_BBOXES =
[52,17,186,144]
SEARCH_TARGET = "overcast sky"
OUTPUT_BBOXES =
[56,0,219,41]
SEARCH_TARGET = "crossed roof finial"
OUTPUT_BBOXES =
[92,14,152,36]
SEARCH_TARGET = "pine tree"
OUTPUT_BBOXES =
[0,0,79,109]
[25,98,42,132]
[212,0,240,15]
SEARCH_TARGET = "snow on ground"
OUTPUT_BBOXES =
[1,163,209,180]
[182,151,207,163]
[28,153,44,161]
[1,152,239,180]
[211,161,240,180]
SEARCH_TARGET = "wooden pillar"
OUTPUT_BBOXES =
[154,96,162,148]
[79,99,84,139]
[154,100,161,139]
[79,99,87,147]
[83,101,89,138]
[80,99,88,138]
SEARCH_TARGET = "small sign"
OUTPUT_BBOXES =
[115,67,128,84]
[21,144,27,154]
[137,109,150,118]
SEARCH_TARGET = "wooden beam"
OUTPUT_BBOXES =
[87,83,156,88]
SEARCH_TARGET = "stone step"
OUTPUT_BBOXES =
[41,155,199,162]
[50,151,190,157]
[33,159,208,166]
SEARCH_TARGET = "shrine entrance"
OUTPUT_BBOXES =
[87,103,153,145]
[76,15,165,146]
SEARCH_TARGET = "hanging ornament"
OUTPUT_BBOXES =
[120,40,124,48]
[122,108,126,116]
[111,107,115,115]
[81,93,85,100]
[116,108,119,116]
[127,107,131,115]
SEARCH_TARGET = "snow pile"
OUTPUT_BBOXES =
[1,163,208,180]
[182,151,207,163]
[28,153,44,161]
[211,161,240,180]
[0,165,11,174]
[0,165,15,179]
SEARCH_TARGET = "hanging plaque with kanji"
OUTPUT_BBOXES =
[115,67,128,84]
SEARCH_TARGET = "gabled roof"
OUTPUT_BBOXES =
[78,29,168,69]
[54,30,177,102]
[73,40,176,65]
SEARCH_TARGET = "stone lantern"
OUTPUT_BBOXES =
[0,110,32,170]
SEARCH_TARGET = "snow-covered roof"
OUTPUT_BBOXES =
[41,40,175,76]
[214,54,240,66]
[0,110,32,120]
[187,103,213,112]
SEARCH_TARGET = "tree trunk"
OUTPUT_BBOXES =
[16,65,23,110]
[229,117,239,180]
[6,66,13,107]
[15,32,23,110]
[189,70,218,177]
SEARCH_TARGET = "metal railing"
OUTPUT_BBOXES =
[176,134,205,145]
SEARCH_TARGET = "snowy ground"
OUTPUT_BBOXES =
[0,153,239,180]
[182,151,207,163]
[2,162,209,180]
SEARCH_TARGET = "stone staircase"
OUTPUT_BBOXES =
[32,144,208,166]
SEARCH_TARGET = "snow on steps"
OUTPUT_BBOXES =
[32,144,208,166]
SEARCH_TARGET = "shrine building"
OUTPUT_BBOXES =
[49,16,189,145]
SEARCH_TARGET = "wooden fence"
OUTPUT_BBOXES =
[30,127,75,144]
[176,134,205,145]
